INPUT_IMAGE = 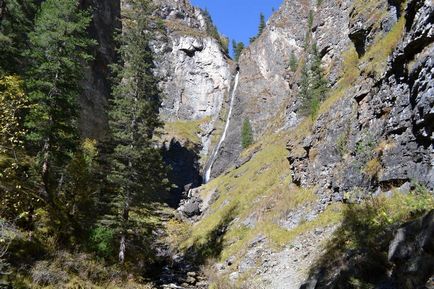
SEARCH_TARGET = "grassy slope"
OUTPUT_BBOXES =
[162,117,210,146]
[168,129,343,271]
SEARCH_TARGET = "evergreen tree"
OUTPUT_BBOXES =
[289,51,298,72]
[0,0,37,74]
[310,42,328,102]
[24,0,95,238]
[232,40,245,62]
[303,10,314,50]
[241,118,253,149]
[220,35,229,54]
[308,10,314,30]
[299,59,311,114]
[298,42,328,119]
[258,13,266,35]
[232,40,237,57]
[250,13,266,44]
[108,0,168,264]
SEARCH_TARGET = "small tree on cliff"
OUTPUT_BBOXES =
[289,51,298,72]
[299,42,328,119]
[258,13,266,35]
[108,0,168,264]
[232,40,245,62]
[241,118,254,149]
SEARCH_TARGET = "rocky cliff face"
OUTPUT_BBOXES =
[152,0,232,121]
[288,0,434,202]
[152,0,233,158]
[150,0,234,202]
[210,0,353,178]
[211,0,433,191]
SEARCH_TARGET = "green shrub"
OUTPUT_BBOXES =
[31,260,68,286]
[89,226,114,258]
[156,18,165,32]
[289,51,298,72]
[336,126,351,157]
[355,132,376,163]
[363,158,382,179]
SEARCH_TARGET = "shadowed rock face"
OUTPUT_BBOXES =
[388,210,434,289]
[79,0,120,140]
[161,139,203,207]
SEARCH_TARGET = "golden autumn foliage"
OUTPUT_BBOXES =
[0,75,28,155]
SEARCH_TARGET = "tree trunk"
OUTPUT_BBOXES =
[119,196,130,264]
[118,234,126,264]
[41,139,52,203]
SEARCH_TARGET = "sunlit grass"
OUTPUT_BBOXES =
[161,117,210,145]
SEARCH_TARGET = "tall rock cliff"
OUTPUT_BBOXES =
[152,0,232,123]
[209,0,353,178]
[207,0,433,191]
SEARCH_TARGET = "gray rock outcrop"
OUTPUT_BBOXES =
[287,0,434,202]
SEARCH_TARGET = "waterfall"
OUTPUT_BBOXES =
[204,71,240,183]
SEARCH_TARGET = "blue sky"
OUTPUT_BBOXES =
[191,0,283,54]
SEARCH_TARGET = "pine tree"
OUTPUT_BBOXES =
[250,13,266,43]
[232,40,245,62]
[299,59,311,115]
[258,13,266,35]
[289,51,298,72]
[108,0,168,264]
[24,0,95,238]
[0,0,37,74]
[241,118,254,149]
[310,42,328,101]
[232,40,237,58]
[298,42,328,119]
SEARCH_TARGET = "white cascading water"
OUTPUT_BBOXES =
[204,71,240,183]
